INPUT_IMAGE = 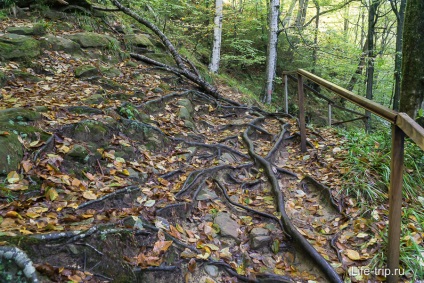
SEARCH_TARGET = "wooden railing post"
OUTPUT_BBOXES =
[297,74,307,152]
[387,124,405,283]
[284,74,289,114]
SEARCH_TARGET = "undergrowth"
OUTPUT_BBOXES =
[338,128,424,280]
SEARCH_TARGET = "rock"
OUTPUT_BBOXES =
[127,168,140,179]
[177,99,194,114]
[83,93,105,104]
[72,120,110,143]
[123,34,153,48]
[251,236,272,250]
[250,228,271,249]
[6,24,46,36]
[214,212,240,240]
[0,71,6,87]
[196,188,218,201]
[67,144,88,162]
[75,65,100,79]
[250,227,269,237]
[0,34,40,60]
[204,265,219,277]
[66,32,119,49]
[152,87,163,93]
[39,35,82,54]
[10,71,41,83]
[100,67,122,78]
[178,106,191,120]
[0,133,24,175]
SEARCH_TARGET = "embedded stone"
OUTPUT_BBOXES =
[214,212,240,240]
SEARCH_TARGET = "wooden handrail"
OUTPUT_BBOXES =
[396,113,424,151]
[298,69,398,123]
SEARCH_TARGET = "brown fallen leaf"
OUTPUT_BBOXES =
[188,258,196,273]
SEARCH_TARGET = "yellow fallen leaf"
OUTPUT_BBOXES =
[346,249,361,260]
[83,191,97,200]
[46,188,59,201]
[7,171,20,184]
[5,211,22,219]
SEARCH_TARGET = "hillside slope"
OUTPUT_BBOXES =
[0,10,390,283]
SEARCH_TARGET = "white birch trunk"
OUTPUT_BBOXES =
[264,0,280,104]
[209,0,223,73]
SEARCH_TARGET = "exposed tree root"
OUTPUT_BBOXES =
[0,246,39,283]
[242,121,343,283]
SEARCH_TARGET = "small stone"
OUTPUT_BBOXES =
[250,227,271,249]
[214,212,240,240]
[67,144,88,162]
[152,87,164,93]
[127,168,140,179]
[250,227,269,237]
[204,265,219,277]
[251,236,272,249]
[196,188,218,201]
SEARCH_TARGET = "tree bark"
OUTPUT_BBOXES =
[391,0,406,111]
[311,0,320,74]
[400,0,424,119]
[263,0,280,104]
[365,0,379,131]
[209,0,223,73]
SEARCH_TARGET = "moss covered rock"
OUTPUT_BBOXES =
[0,133,24,175]
[66,32,119,49]
[39,35,82,55]
[6,23,46,36]
[75,65,100,79]
[0,34,40,61]
[123,34,154,49]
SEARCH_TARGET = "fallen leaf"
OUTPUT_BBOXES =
[82,191,97,200]
[346,249,361,260]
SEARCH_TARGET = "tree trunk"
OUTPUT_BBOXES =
[311,0,320,74]
[282,0,297,27]
[263,0,280,104]
[400,0,424,119]
[209,0,223,73]
[365,0,379,131]
[391,0,406,111]
[295,0,309,28]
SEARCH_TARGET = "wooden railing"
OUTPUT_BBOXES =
[286,69,424,283]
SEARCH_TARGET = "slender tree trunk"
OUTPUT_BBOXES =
[365,0,379,131]
[391,0,406,111]
[209,0,223,73]
[346,39,368,92]
[295,0,309,28]
[263,0,280,104]
[283,0,297,27]
[311,0,319,73]
[400,0,424,120]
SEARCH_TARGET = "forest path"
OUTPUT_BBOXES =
[0,16,380,283]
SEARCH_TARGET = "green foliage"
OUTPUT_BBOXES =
[221,38,266,68]
[338,128,424,202]
[118,104,140,120]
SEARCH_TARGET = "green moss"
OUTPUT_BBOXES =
[0,133,23,175]
[0,34,40,60]
[75,65,99,78]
